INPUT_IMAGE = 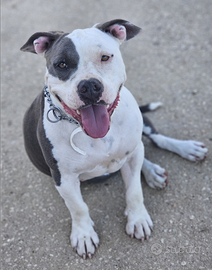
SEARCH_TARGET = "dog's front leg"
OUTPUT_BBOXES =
[56,176,99,259]
[121,142,153,241]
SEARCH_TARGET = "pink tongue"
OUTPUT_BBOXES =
[80,104,110,138]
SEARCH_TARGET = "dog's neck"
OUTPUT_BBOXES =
[44,86,79,125]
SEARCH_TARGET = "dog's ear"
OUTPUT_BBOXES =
[20,31,65,54]
[95,19,141,43]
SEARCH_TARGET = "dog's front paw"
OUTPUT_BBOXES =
[125,205,153,241]
[71,219,99,259]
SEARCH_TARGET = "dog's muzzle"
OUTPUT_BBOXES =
[53,81,122,139]
[77,78,104,105]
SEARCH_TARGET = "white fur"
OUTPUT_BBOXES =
[149,134,208,161]
[142,159,168,189]
[35,24,208,259]
[149,102,163,111]
[121,144,153,240]
[143,125,152,136]
[45,28,126,111]
[43,86,152,257]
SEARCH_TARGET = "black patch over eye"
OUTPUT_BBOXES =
[46,38,80,81]
[101,55,110,61]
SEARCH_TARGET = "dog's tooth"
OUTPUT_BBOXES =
[77,110,81,115]
[106,104,110,108]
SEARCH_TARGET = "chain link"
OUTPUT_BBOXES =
[44,86,79,125]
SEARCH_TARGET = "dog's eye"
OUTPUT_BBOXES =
[101,55,110,62]
[58,62,67,69]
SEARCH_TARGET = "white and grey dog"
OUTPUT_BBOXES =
[21,19,208,259]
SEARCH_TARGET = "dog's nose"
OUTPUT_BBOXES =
[77,78,104,105]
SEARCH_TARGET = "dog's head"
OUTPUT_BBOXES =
[21,19,141,138]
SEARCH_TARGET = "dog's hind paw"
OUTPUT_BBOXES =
[177,141,208,162]
[142,159,168,189]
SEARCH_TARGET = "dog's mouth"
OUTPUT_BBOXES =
[55,93,120,139]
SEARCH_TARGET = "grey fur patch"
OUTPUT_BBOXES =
[23,90,61,186]
[45,37,80,81]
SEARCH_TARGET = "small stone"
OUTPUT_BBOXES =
[189,215,195,220]
[181,261,186,266]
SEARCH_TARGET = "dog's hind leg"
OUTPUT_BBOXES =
[140,106,207,189]
[141,113,208,162]
[147,133,208,162]
[139,105,168,189]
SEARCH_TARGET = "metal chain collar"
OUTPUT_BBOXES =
[44,86,79,125]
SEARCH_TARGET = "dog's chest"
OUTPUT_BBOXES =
[44,117,132,176]
[77,134,129,180]
[43,87,143,180]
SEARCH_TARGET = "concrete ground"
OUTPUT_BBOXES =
[1,0,212,269]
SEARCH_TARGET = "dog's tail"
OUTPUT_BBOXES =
[139,102,163,113]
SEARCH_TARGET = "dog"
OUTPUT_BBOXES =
[20,19,208,259]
